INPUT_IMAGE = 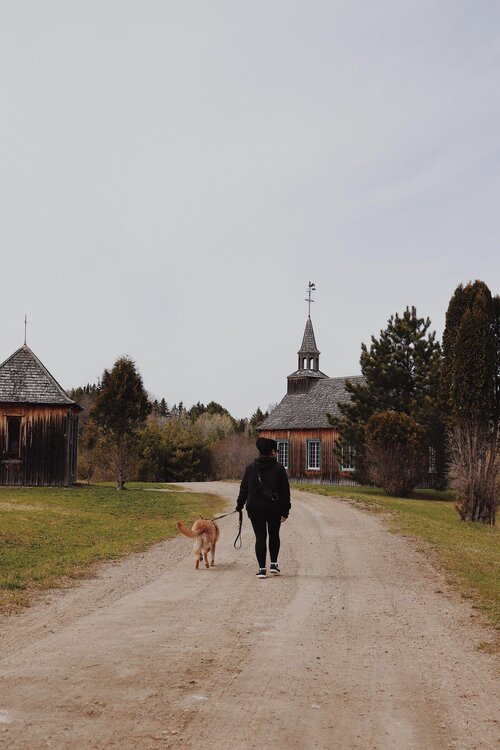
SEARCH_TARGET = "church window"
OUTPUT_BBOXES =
[340,442,356,471]
[277,440,289,469]
[307,439,321,470]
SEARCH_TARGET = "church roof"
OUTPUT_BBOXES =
[0,345,80,406]
[298,317,319,354]
[259,375,365,430]
[287,368,329,380]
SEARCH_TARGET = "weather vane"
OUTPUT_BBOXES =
[305,282,316,317]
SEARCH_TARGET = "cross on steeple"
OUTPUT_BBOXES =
[305,282,315,318]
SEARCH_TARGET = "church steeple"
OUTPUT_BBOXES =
[298,316,320,372]
[287,284,328,394]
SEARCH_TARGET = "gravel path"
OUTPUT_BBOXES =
[0,482,498,749]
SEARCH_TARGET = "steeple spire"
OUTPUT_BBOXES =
[305,281,315,318]
[298,317,320,371]
[286,284,328,394]
[298,283,320,371]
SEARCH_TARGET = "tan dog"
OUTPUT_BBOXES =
[176,518,220,569]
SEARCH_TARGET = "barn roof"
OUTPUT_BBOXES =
[259,375,365,429]
[0,345,80,406]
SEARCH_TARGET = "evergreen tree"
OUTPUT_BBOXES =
[330,306,444,485]
[159,398,168,417]
[161,421,211,481]
[91,357,151,490]
[188,400,233,422]
[188,401,206,421]
[138,422,167,481]
[206,401,231,417]
[249,407,268,433]
[234,418,249,434]
[440,281,499,523]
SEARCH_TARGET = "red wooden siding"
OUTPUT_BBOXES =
[260,428,342,482]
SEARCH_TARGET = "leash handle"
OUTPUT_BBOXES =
[233,510,243,550]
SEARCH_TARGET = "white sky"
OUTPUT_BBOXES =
[1,1,499,418]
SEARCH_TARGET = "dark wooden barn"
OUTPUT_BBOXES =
[258,316,362,483]
[0,344,81,486]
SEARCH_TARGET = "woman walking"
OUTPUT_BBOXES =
[236,437,291,578]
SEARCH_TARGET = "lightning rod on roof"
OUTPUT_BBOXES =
[305,282,316,317]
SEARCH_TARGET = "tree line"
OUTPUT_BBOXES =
[70,372,269,490]
[330,280,499,525]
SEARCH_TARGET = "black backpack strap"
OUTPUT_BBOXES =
[256,470,278,501]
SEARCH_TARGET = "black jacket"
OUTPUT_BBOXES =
[236,456,291,518]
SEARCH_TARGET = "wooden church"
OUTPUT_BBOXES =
[0,344,81,486]
[258,292,362,483]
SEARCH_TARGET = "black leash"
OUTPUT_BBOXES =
[233,510,243,549]
[211,510,237,521]
[209,509,243,549]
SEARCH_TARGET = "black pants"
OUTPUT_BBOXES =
[249,514,281,568]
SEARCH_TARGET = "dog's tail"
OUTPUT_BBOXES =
[176,521,201,539]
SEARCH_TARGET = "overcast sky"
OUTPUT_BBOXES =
[1,1,499,418]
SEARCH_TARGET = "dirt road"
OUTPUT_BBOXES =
[0,483,498,750]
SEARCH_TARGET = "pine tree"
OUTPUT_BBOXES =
[159,398,168,417]
[91,357,151,490]
[249,407,268,433]
[330,306,444,485]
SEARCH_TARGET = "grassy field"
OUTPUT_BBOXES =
[0,482,225,612]
[296,483,500,633]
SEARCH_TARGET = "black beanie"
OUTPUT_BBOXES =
[256,437,278,455]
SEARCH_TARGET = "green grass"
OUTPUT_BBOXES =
[296,483,500,632]
[0,483,225,611]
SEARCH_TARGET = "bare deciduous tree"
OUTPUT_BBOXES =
[211,433,256,480]
[447,421,499,523]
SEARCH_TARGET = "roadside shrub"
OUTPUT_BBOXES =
[365,411,426,497]
[138,419,211,482]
